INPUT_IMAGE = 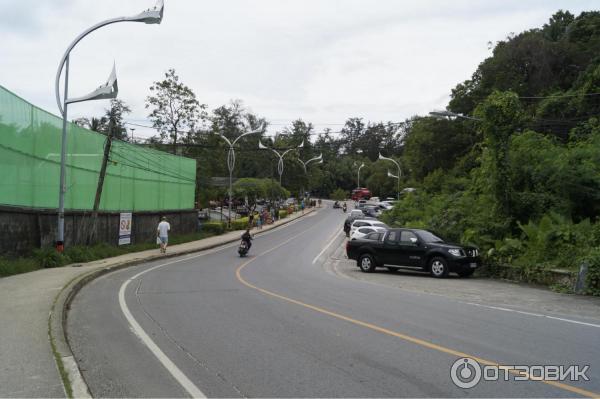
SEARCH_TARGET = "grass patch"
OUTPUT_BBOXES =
[0,230,219,278]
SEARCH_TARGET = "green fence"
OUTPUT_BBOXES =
[0,85,196,211]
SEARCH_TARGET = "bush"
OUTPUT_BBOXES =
[202,222,225,235]
[64,246,95,263]
[230,217,250,231]
[279,210,288,219]
[331,188,347,201]
[34,247,70,268]
[584,248,600,296]
[0,257,40,277]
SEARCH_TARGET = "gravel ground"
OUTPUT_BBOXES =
[324,234,600,323]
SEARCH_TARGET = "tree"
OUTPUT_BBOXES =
[232,178,288,213]
[103,99,131,140]
[474,90,525,218]
[146,69,206,153]
[73,117,106,133]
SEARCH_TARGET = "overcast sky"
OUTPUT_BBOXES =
[1,0,597,139]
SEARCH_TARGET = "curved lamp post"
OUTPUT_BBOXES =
[429,110,481,121]
[378,152,402,200]
[214,125,265,226]
[258,140,304,186]
[296,153,322,198]
[54,0,164,251]
[357,162,365,188]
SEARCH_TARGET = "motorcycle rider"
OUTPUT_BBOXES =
[241,228,253,251]
[342,201,347,212]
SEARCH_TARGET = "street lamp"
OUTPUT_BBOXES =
[258,140,304,186]
[297,153,323,174]
[429,110,482,121]
[54,0,164,251]
[378,153,402,200]
[129,127,136,143]
[214,125,265,226]
[296,153,323,198]
[357,162,365,188]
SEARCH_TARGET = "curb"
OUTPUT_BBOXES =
[48,208,316,398]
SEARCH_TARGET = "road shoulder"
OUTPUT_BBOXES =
[322,237,600,323]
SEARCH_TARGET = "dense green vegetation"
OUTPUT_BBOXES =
[75,10,600,292]
[377,10,600,291]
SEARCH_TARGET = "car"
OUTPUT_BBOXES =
[333,201,341,209]
[349,209,363,218]
[377,202,393,211]
[346,228,481,278]
[350,219,388,234]
[357,199,368,208]
[361,206,382,218]
[350,226,388,240]
[343,213,377,236]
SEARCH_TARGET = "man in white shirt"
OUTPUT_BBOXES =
[157,217,171,253]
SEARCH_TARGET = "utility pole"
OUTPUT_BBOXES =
[88,121,114,243]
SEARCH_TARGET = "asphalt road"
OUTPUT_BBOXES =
[67,203,600,397]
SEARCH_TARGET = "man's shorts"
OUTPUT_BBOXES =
[159,236,168,244]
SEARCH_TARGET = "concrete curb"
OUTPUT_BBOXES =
[49,208,316,398]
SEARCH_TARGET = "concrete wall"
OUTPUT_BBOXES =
[0,206,197,255]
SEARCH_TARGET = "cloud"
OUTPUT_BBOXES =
[1,0,598,138]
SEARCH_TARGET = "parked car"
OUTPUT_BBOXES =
[350,219,388,235]
[350,226,388,240]
[357,199,368,208]
[346,228,481,278]
[361,205,382,218]
[343,213,377,237]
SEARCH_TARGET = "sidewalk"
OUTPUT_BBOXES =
[0,208,315,398]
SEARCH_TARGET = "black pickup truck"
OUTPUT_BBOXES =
[346,228,480,278]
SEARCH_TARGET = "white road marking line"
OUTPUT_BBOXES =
[114,212,315,397]
[119,280,206,398]
[464,302,600,328]
[312,230,343,264]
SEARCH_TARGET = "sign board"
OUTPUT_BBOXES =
[118,212,132,245]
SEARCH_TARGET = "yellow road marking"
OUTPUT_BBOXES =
[235,227,600,398]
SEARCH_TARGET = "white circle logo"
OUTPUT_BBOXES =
[451,357,482,389]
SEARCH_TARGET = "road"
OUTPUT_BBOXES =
[67,203,600,397]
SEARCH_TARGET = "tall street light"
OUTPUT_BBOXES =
[429,110,482,121]
[296,153,323,198]
[378,153,402,200]
[54,0,164,251]
[387,170,400,198]
[214,125,265,226]
[357,162,365,188]
[259,140,304,186]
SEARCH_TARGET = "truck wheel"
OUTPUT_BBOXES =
[457,269,475,278]
[358,254,376,273]
[429,257,449,278]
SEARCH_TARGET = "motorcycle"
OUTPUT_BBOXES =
[238,240,249,257]
[342,204,347,213]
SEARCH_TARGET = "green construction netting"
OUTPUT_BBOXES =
[0,85,196,211]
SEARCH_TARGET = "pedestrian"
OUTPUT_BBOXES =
[157,216,171,254]
[248,212,254,229]
[257,212,263,230]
